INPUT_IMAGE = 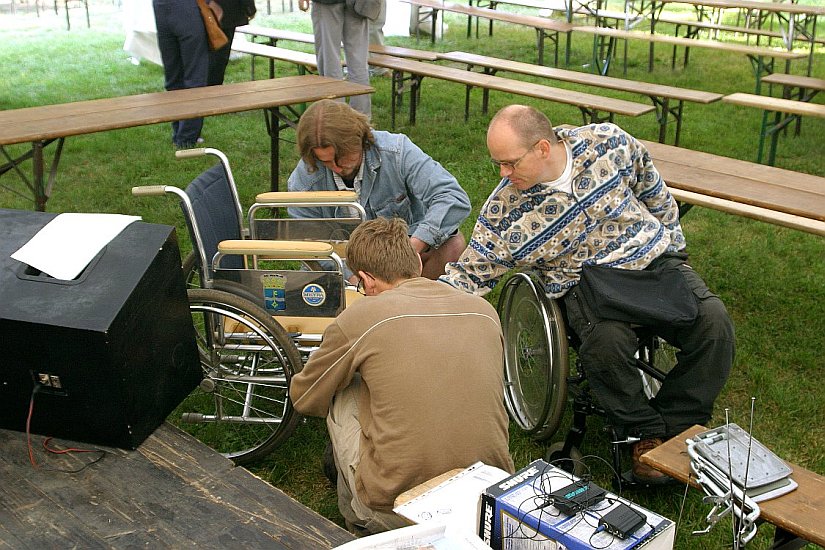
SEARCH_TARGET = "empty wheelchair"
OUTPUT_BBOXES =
[132,148,363,464]
[497,271,676,488]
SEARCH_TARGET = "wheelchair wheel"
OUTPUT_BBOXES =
[180,251,200,289]
[177,289,303,465]
[545,441,586,477]
[636,335,677,400]
[498,273,569,441]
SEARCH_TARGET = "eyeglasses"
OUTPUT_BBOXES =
[489,141,541,171]
[356,277,367,296]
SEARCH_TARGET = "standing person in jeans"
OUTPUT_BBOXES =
[152,0,209,148]
[290,217,514,536]
[206,0,258,86]
[298,0,371,117]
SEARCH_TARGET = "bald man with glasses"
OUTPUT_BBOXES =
[441,104,735,484]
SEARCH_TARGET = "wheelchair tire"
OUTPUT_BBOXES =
[181,251,200,289]
[498,273,569,441]
[177,289,303,465]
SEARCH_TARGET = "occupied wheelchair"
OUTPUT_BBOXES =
[497,272,677,489]
[132,148,363,464]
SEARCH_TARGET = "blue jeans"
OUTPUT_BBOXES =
[153,0,208,147]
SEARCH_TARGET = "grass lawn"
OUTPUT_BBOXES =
[1,2,823,548]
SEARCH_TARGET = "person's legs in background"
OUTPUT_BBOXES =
[341,6,371,116]
[152,0,208,148]
[311,2,346,81]
[207,26,235,86]
[368,0,388,77]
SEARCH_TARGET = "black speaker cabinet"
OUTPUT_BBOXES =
[0,208,201,449]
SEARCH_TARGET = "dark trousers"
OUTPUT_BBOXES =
[562,258,735,439]
[208,26,236,86]
[153,0,208,147]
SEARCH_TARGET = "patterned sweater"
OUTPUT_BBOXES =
[441,123,686,298]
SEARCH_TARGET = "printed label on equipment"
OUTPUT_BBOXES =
[262,274,286,312]
[301,283,326,307]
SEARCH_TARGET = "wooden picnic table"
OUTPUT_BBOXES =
[641,425,825,548]
[640,137,825,235]
[721,92,825,165]
[628,0,825,74]
[0,422,353,548]
[0,75,373,211]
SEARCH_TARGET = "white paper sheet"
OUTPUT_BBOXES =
[334,522,490,550]
[393,462,510,534]
[11,213,141,281]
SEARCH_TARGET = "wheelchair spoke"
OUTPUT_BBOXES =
[171,289,303,465]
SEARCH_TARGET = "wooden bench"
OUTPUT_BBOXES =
[235,24,439,62]
[762,73,825,102]
[231,40,323,79]
[572,24,806,87]
[655,15,824,77]
[232,28,439,79]
[641,425,825,548]
[366,53,654,128]
[403,0,573,66]
[0,76,373,209]
[0,423,354,547]
[236,24,315,47]
[438,50,721,144]
[657,14,825,46]
[761,73,825,137]
[720,92,825,166]
[638,137,825,236]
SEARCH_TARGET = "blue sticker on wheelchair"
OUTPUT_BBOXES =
[301,284,326,307]
[262,274,286,312]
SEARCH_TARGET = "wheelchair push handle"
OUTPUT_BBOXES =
[174,148,208,159]
[131,185,168,197]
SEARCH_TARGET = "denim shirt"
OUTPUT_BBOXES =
[287,131,470,248]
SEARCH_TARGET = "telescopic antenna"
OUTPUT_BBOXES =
[725,408,739,550]
[738,397,757,547]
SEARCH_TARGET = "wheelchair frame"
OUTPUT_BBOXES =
[132,148,364,465]
[498,271,674,490]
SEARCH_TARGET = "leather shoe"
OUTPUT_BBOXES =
[631,438,670,484]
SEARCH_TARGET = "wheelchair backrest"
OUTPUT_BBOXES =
[184,164,244,274]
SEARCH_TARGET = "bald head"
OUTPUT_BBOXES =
[487,105,557,149]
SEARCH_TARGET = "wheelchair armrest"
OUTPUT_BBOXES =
[217,240,335,259]
[254,191,358,205]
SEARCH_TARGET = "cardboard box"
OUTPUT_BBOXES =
[479,459,675,550]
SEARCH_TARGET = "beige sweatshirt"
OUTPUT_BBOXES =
[291,277,514,511]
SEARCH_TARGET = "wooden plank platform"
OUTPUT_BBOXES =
[641,425,825,548]
[0,423,353,548]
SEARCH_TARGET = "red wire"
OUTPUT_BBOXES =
[42,437,100,455]
[26,391,38,468]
